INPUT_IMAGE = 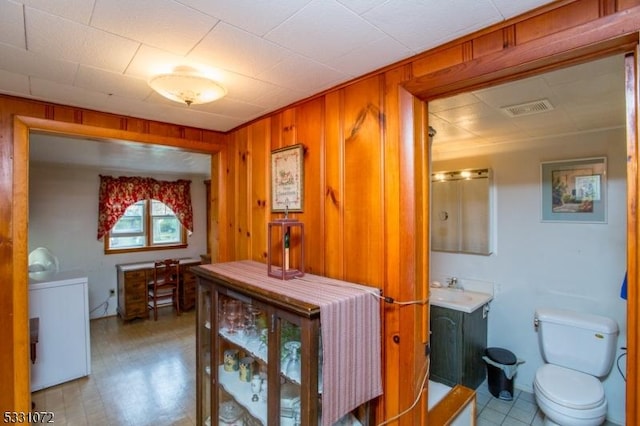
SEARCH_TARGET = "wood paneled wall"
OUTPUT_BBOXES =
[2,1,640,425]
[220,1,640,424]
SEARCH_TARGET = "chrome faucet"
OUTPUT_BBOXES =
[447,277,459,289]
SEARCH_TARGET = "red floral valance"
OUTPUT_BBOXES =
[97,175,193,240]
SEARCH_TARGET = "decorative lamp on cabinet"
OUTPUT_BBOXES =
[267,218,304,279]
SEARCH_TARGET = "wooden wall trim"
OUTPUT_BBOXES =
[427,385,476,426]
[404,6,640,100]
[17,115,226,154]
[401,4,640,425]
[625,49,639,426]
[1,97,228,411]
[10,118,30,414]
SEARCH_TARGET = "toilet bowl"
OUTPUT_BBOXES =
[533,308,618,426]
[534,364,607,426]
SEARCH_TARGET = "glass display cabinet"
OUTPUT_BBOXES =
[194,261,379,426]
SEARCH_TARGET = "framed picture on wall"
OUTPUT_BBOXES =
[540,156,607,223]
[271,144,304,213]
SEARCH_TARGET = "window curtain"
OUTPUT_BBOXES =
[97,175,193,240]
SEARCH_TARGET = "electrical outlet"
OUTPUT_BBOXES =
[109,288,116,296]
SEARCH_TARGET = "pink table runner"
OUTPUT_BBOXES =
[203,260,382,426]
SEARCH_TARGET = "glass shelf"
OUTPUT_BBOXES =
[218,365,268,424]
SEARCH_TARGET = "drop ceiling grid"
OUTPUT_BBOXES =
[0,0,589,134]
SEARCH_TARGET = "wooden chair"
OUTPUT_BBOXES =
[148,259,180,321]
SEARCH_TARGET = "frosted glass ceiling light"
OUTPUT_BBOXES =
[148,66,226,106]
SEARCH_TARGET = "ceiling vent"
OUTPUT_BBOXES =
[500,99,554,117]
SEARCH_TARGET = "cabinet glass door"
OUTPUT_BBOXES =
[279,317,302,426]
[197,284,213,426]
[217,293,268,426]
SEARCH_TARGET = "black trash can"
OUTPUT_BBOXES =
[484,347,517,401]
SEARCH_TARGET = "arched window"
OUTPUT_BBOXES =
[97,176,192,253]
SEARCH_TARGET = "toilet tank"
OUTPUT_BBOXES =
[535,307,619,377]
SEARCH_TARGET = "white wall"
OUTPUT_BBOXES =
[28,163,209,319]
[431,128,627,425]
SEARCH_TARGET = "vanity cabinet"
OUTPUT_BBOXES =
[192,260,381,426]
[116,258,201,321]
[430,305,487,389]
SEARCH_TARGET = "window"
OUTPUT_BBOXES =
[106,199,187,253]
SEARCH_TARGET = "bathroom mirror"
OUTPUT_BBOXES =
[431,168,493,255]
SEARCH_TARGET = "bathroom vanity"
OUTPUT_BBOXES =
[429,288,491,389]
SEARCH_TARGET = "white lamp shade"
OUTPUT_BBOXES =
[148,67,226,106]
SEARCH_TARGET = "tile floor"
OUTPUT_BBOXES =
[32,309,621,425]
[474,380,620,426]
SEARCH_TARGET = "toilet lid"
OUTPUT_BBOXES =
[535,364,605,410]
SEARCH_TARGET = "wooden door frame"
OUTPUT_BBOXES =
[404,18,639,426]
[9,116,223,411]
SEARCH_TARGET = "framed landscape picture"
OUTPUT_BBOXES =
[540,157,607,223]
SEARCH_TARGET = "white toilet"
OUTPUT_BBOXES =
[533,307,619,426]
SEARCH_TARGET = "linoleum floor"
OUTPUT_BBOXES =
[31,309,197,426]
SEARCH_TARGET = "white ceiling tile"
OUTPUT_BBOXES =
[0,68,30,95]
[30,76,111,109]
[0,0,26,48]
[0,43,78,85]
[29,132,212,175]
[510,107,574,135]
[266,0,386,62]
[363,0,501,52]
[429,115,478,143]
[191,96,266,119]
[433,101,499,126]
[251,87,308,113]
[25,8,88,62]
[490,0,557,19]
[189,23,293,77]
[464,114,523,139]
[543,55,624,87]
[76,31,140,73]
[158,107,244,132]
[336,0,387,15]
[18,0,95,24]
[473,78,554,109]
[429,93,482,113]
[549,72,624,105]
[177,0,312,36]
[257,53,348,94]
[25,8,139,72]
[568,99,626,131]
[75,65,154,100]
[322,35,414,77]
[125,45,190,79]
[91,0,216,55]
[219,72,284,104]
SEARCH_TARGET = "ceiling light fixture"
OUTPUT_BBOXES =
[148,66,226,106]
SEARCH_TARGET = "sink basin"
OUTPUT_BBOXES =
[430,287,492,313]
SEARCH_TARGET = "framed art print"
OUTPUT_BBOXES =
[271,144,304,213]
[540,156,606,223]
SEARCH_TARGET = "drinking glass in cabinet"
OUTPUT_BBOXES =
[243,304,262,345]
[283,341,301,382]
[225,299,243,335]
